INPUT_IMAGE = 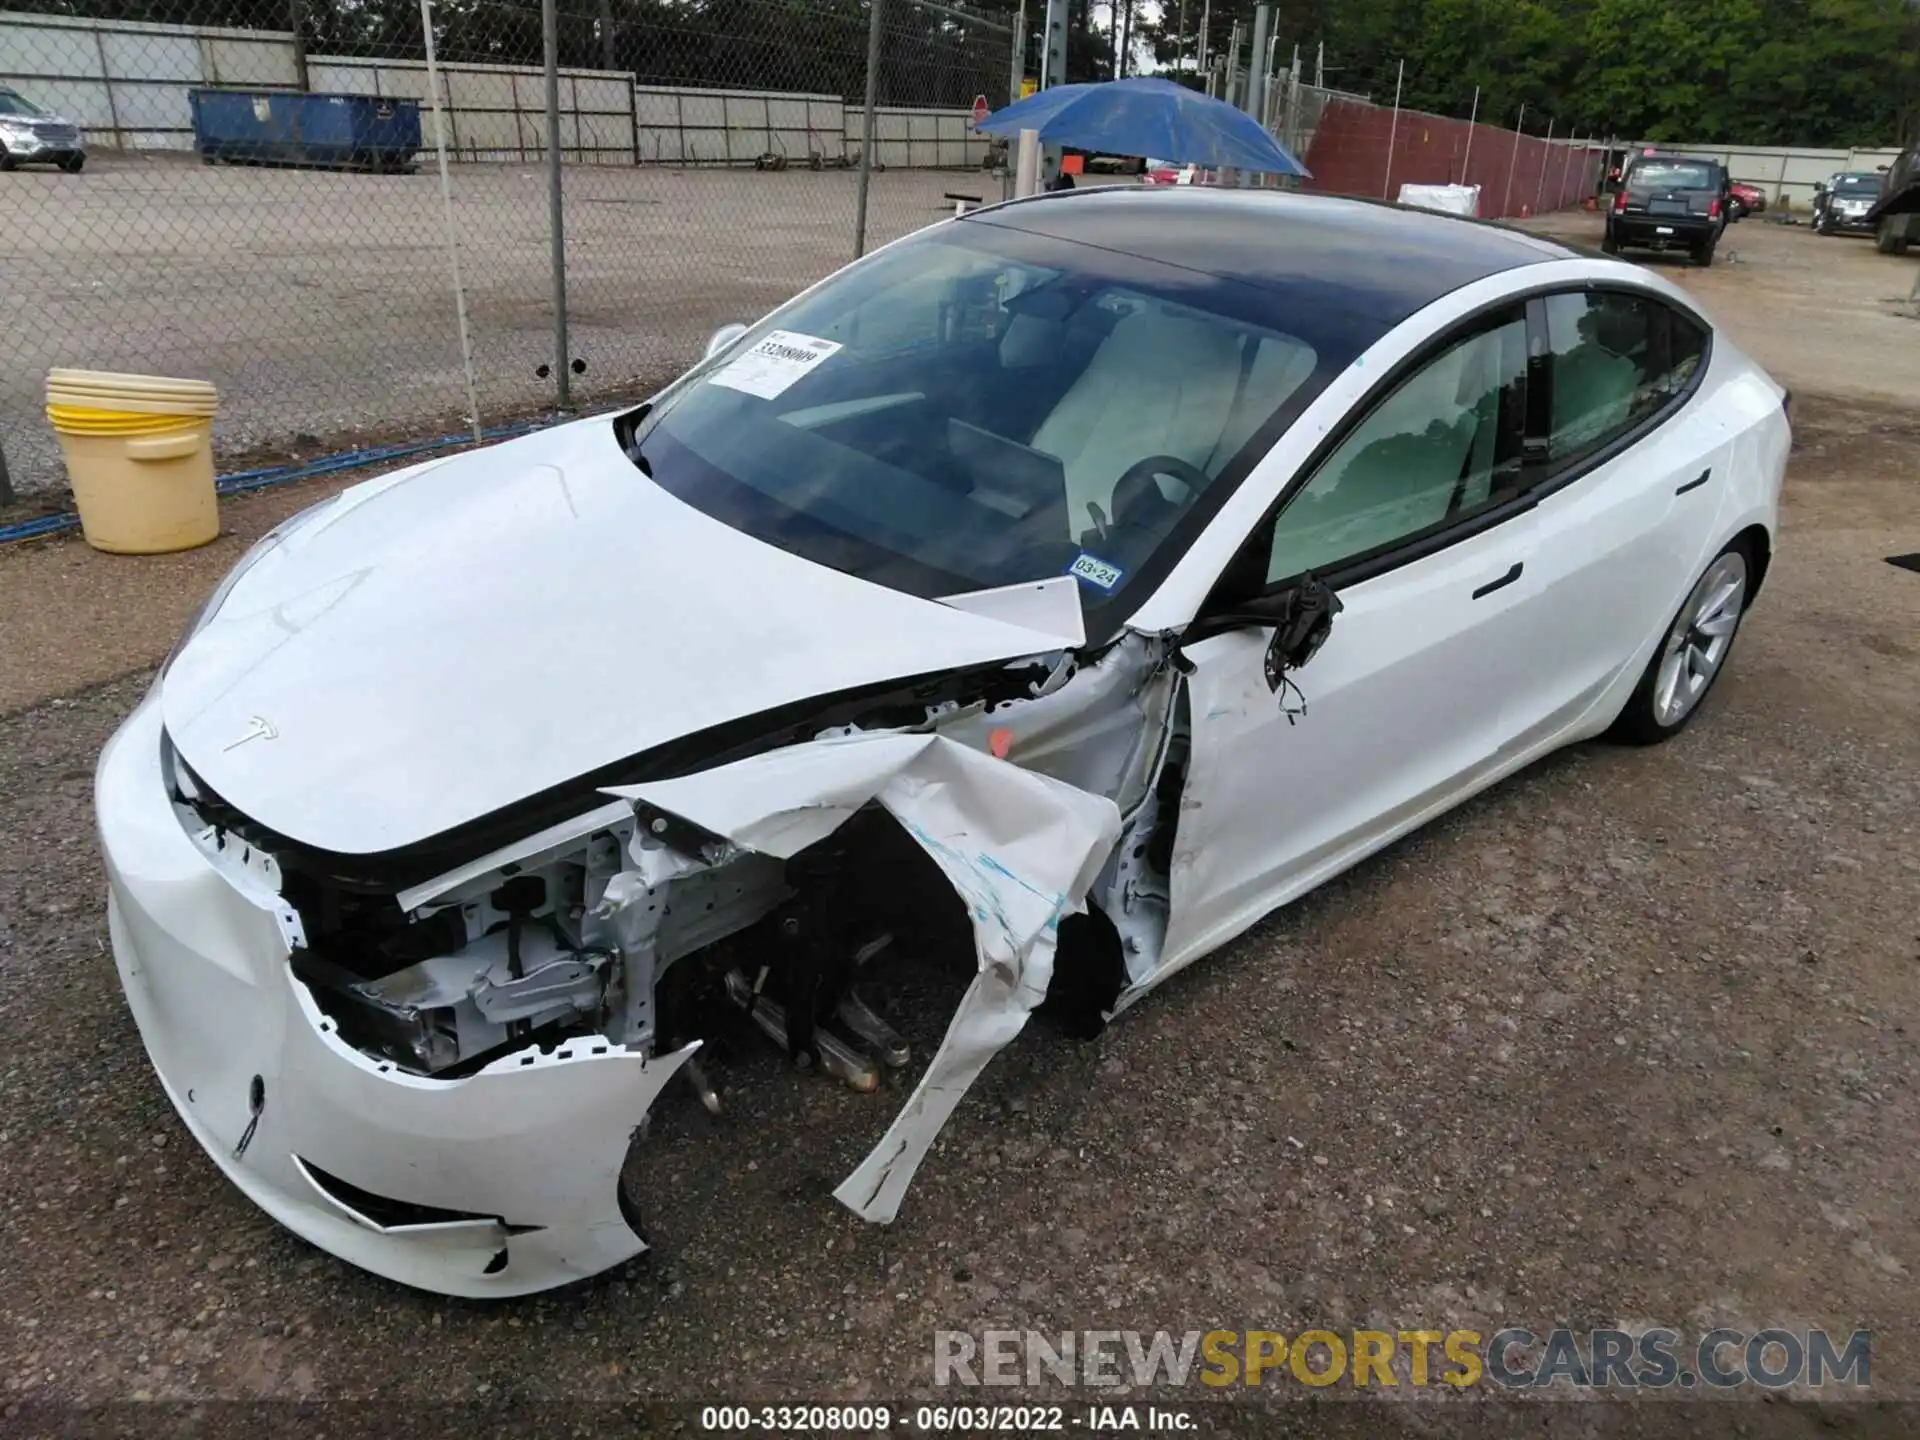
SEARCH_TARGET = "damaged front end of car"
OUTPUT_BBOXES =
[103,628,1191,1296]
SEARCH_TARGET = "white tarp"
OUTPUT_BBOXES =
[1398,182,1481,217]
[612,731,1121,1222]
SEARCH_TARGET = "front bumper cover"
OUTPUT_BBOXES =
[97,691,694,1298]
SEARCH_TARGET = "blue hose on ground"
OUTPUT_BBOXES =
[0,420,544,548]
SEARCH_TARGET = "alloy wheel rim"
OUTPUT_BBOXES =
[1653,552,1747,726]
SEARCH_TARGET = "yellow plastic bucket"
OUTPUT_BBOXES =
[45,370,221,555]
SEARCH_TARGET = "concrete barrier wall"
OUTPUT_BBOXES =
[1654,142,1904,211]
[311,56,638,165]
[0,10,979,168]
[0,11,296,150]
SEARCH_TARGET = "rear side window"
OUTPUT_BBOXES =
[1630,160,1718,190]
[1544,291,1708,468]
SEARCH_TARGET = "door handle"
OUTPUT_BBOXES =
[1472,562,1523,599]
[1675,467,1711,496]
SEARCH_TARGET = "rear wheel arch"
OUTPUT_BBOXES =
[1730,523,1772,602]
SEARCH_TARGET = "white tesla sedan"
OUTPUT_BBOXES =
[97,188,1788,1296]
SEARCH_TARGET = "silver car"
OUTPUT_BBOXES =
[0,85,85,172]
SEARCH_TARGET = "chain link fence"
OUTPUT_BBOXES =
[0,0,1011,498]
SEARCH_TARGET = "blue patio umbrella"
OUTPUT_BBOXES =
[977,76,1309,178]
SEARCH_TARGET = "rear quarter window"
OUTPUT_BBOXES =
[1544,291,1709,469]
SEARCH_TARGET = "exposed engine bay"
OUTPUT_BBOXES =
[160,629,1186,1228]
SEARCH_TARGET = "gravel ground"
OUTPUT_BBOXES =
[0,157,995,495]
[1,207,1918,1433]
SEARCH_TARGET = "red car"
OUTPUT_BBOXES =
[1728,181,1766,217]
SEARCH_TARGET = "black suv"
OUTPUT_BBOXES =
[1603,153,1730,266]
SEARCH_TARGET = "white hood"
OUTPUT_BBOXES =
[161,417,1073,856]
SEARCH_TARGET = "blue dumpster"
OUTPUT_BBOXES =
[189,89,421,172]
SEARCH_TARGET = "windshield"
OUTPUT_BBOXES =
[1630,161,1716,190]
[1833,174,1881,193]
[630,223,1375,630]
[0,91,46,118]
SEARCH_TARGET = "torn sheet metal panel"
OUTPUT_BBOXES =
[615,732,1121,1222]
[932,631,1175,807]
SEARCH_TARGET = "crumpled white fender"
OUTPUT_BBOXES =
[611,731,1121,1222]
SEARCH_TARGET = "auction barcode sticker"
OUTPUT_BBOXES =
[708,330,844,400]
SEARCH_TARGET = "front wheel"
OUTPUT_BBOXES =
[1609,544,1750,745]
[1816,213,1835,236]
[56,153,84,173]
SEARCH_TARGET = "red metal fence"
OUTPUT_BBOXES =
[1300,99,1602,220]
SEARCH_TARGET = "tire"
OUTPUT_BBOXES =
[1609,541,1752,745]
[57,153,83,173]
[1601,225,1620,255]
[1876,217,1910,256]
[1692,239,1715,267]
[0,149,15,172]
[1816,213,1835,236]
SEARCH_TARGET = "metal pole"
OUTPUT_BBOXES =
[854,0,885,256]
[1532,115,1554,213]
[1009,0,1026,102]
[1039,0,1066,184]
[1501,101,1526,218]
[1177,0,1187,74]
[1460,84,1479,179]
[1382,58,1403,199]
[420,0,482,442]
[1556,130,1578,209]
[1198,0,1210,76]
[542,0,571,409]
[0,436,14,508]
[1244,5,1269,121]
[290,0,310,91]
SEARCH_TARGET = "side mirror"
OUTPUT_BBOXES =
[1261,574,1343,692]
[704,322,749,361]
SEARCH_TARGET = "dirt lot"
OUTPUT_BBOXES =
[1,204,1918,1433]
[0,156,990,494]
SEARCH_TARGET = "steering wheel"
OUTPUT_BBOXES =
[1093,454,1209,544]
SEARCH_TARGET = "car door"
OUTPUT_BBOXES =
[1503,288,1727,748]
[1159,305,1546,969]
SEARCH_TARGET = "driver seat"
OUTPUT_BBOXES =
[1029,303,1249,539]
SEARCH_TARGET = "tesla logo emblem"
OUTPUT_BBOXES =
[223,715,279,751]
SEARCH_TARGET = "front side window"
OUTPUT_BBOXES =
[0,91,46,118]
[1265,310,1528,584]
[1544,291,1705,468]
[631,226,1378,627]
